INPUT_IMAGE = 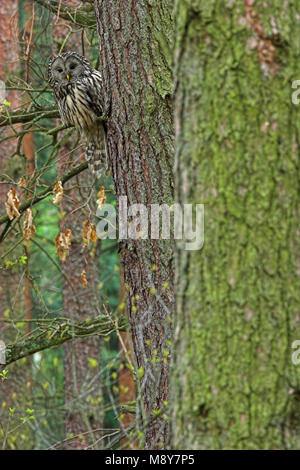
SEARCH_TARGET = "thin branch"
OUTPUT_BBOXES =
[0,108,59,127]
[35,0,97,29]
[0,160,89,242]
[4,315,128,366]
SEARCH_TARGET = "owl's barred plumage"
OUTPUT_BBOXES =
[48,51,107,178]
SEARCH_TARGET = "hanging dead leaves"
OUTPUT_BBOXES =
[5,188,36,242]
[5,188,21,220]
[82,220,97,246]
[55,229,72,262]
[79,186,105,250]
[53,181,64,205]
[17,177,26,188]
[3,180,103,266]
[23,208,36,241]
[96,186,106,209]
[53,185,101,263]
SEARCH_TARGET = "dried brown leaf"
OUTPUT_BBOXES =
[23,208,36,241]
[82,220,97,246]
[55,229,72,261]
[17,177,26,188]
[53,181,64,205]
[5,188,21,220]
[96,186,106,209]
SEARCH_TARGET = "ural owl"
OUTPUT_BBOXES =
[48,51,107,177]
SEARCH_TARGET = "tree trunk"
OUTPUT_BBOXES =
[95,0,174,449]
[171,0,300,449]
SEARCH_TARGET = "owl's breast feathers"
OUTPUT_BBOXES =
[55,74,103,132]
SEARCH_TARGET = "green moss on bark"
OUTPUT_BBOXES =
[172,0,300,449]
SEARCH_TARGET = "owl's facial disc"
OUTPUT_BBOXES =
[52,56,85,86]
[52,58,68,85]
[65,57,85,83]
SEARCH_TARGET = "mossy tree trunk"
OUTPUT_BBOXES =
[171,0,300,449]
[95,0,174,449]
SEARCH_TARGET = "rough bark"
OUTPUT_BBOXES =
[118,264,137,449]
[95,0,174,449]
[171,0,300,449]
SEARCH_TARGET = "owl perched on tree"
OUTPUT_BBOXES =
[48,51,107,178]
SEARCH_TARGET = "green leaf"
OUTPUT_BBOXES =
[88,358,98,368]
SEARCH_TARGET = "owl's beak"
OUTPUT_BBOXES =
[66,74,70,81]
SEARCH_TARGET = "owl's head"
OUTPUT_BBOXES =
[48,51,92,87]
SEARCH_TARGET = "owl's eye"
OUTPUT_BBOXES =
[57,68,63,73]
[69,64,76,70]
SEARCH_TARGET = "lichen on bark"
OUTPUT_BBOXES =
[171,0,300,450]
